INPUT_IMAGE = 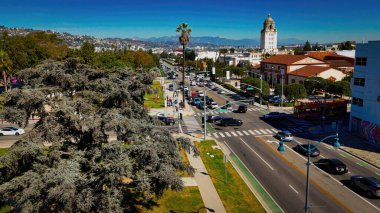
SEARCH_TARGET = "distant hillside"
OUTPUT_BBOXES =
[140,36,305,47]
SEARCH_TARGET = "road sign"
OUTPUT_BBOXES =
[246,87,254,91]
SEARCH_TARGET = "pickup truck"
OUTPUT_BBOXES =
[263,112,287,120]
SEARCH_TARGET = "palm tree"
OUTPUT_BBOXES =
[0,50,12,92]
[219,48,228,65]
[176,23,192,108]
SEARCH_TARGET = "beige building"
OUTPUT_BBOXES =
[288,66,347,84]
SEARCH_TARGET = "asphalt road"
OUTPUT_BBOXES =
[190,84,380,212]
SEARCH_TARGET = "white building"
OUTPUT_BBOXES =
[195,51,219,61]
[260,14,278,54]
[217,52,261,67]
[349,41,380,147]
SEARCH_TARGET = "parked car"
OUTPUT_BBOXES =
[158,117,175,126]
[212,87,219,91]
[198,91,204,97]
[236,104,247,113]
[220,117,243,126]
[156,113,174,119]
[316,158,348,174]
[217,89,225,94]
[206,97,214,105]
[274,131,293,142]
[0,127,25,136]
[263,112,287,120]
[350,176,380,198]
[294,144,320,157]
[206,115,224,123]
[191,81,197,86]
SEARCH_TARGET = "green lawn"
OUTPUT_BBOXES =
[144,81,165,108]
[0,205,10,213]
[195,140,265,213]
[143,187,206,213]
[0,148,8,156]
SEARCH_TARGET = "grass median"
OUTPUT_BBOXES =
[195,140,265,213]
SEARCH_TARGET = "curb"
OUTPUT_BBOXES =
[339,147,380,170]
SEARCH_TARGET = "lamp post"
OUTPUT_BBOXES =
[277,132,340,213]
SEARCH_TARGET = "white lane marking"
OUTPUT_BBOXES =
[213,133,219,138]
[289,185,299,194]
[248,108,253,111]
[224,132,231,137]
[248,130,256,135]
[265,129,274,134]
[240,138,274,171]
[320,154,326,158]
[230,131,238,136]
[242,130,250,136]
[236,131,244,136]
[219,132,226,138]
[271,128,278,133]
[254,130,261,134]
[259,129,268,134]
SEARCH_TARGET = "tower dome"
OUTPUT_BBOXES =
[263,14,276,31]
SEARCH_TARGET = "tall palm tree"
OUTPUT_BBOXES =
[176,23,191,108]
[0,50,12,92]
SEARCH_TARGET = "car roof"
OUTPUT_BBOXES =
[281,131,291,134]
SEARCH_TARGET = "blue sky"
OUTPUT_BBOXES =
[0,0,379,43]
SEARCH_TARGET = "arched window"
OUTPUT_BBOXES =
[299,80,304,84]
[291,79,296,83]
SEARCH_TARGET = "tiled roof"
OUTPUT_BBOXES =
[306,51,336,60]
[328,60,354,68]
[261,55,312,65]
[288,66,331,77]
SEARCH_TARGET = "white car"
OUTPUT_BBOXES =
[198,91,204,97]
[0,127,25,136]
[210,102,218,109]
[191,81,197,86]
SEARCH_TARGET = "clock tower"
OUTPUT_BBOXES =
[260,14,278,53]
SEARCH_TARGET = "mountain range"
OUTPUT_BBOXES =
[137,36,304,47]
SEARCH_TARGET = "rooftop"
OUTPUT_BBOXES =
[288,65,331,77]
[261,55,310,65]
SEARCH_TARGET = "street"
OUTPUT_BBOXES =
[188,83,380,212]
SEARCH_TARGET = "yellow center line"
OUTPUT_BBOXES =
[255,136,353,213]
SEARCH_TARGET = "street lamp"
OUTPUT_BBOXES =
[277,132,341,213]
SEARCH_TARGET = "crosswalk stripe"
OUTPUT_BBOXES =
[236,131,244,136]
[248,108,253,111]
[210,111,215,115]
[265,129,274,134]
[213,133,219,138]
[242,130,250,136]
[230,131,238,136]
[219,132,226,138]
[224,132,231,137]
[271,128,278,133]
[248,130,256,135]
[207,133,211,136]
[259,129,267,134]
[254,130,261,134]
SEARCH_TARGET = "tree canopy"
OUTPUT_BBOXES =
[0,59,196,212]
[303,40,312,52]
[241,77,270,96]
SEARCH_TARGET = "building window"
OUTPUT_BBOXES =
[355,57,367,66]
[354,78,365,86]
[352,97,364,107]
[291,79,296,83]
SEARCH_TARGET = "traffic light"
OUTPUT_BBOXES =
[180,113,183,120]
[201,117,205,124]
